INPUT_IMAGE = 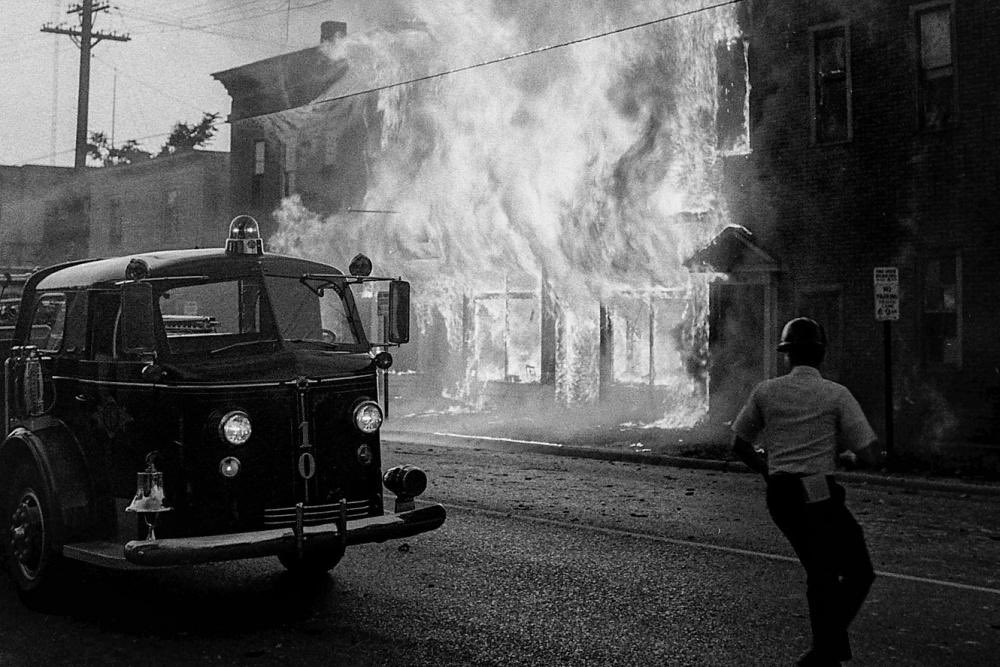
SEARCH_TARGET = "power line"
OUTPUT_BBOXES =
[115,8,311,49]
[91,53,213,115]
[15,129,173,166]
[119,0,330,37]
[241,0,745,122]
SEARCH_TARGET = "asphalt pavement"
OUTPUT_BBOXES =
[382,417,1000,498]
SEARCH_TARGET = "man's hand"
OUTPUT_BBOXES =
[732,435,768,478]
[854,442,882,469]
[838,450,858,470]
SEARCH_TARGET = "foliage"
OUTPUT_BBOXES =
[86,132,152,167]
[86,111,221,166]
[159,112,221,155]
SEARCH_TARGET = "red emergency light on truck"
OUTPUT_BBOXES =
[0,215,444,606]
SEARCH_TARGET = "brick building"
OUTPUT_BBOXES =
[212,21,364,243]
[0,165,87,267]
[0,150,229,268]
[704,0,1000,459]
[87,149,230,256]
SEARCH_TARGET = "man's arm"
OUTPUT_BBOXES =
[732,434,768,478]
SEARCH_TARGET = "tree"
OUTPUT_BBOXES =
[86,111,221,166]
[86,131,153,167]
[159,112,221,155]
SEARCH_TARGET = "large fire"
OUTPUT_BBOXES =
[269,1,745,426]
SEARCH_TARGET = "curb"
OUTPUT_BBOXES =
[383,429,1000,498]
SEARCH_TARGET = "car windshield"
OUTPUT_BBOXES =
[157,275,362,357]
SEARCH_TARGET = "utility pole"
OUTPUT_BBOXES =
[42,0,130,169]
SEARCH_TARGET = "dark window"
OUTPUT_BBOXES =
[811,24,851,143]
[108,198,123,249]
[923,254,961,368]
[163,189,180,242]
[252,140,266,207]
[915,4,954,130]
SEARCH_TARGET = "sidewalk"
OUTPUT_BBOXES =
[383,409,1000,498]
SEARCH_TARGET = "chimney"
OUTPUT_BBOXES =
[321,21,347,43]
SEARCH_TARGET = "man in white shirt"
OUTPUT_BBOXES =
[732,317,880,666]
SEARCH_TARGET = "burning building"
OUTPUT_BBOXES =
[213,2,745,436]
[213,1,1000,467]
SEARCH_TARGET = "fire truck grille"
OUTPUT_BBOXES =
[262,499,373,527]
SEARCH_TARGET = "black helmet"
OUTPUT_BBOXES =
[777,317,826,351]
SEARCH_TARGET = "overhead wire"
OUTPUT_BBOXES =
[246,0,746,121]
[120,0,330,36]
[14,0,742,164]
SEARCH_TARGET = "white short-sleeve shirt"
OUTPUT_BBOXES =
[731,365,877,475]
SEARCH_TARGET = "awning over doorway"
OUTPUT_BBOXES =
[684,225,779,275]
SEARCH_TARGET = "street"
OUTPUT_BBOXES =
[0,440,997,665]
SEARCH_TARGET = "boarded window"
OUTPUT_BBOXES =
[915,5,954,130]
[811,24,851,143]
[923,254,961,368]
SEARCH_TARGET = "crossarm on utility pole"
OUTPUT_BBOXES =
[41,0,130,169]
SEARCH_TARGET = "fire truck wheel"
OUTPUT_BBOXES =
[277,544,345,575]
[2,462,65,607]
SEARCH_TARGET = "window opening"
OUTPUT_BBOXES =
[915,4,954,130]
[923,254,961,367]
[811,24,851,143]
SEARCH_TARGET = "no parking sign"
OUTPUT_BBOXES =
[873,267,899,321]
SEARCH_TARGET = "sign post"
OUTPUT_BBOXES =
[873,267,899,462]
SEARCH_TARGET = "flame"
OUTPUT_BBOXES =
[269,2,743,420]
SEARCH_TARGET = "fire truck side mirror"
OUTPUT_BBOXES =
[120,282,157,356]
[387,280,410,344]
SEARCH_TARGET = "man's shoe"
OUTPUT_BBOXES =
[796,649,841,666]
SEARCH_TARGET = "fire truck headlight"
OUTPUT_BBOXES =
[219,411,252,445]
[219,456,241,478]
[353,401,383,434]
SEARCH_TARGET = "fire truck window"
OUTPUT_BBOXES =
[61,291,88,354]
[158,280,274,355]
[29,292,66,352]
[89,291,120,359]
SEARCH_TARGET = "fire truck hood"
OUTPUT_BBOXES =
[159,349,376,384]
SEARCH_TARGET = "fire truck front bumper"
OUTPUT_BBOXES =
[122,502,446,568]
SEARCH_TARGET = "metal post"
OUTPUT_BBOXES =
[383,317,390,420]
[883,320,894,462]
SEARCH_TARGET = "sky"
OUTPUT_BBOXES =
[1,0,383,166]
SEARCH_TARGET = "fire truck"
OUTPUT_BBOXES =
[0,215,445,605]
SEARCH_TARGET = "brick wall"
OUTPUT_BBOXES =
[730,0,1000,450]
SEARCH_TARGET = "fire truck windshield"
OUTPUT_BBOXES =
[156,275,362,357]
[264,275,362,348]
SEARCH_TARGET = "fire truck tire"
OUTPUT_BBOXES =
[277,544,345,575]
[2,462,66,607]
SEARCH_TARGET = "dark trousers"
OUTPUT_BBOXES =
[766,475,876,661]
